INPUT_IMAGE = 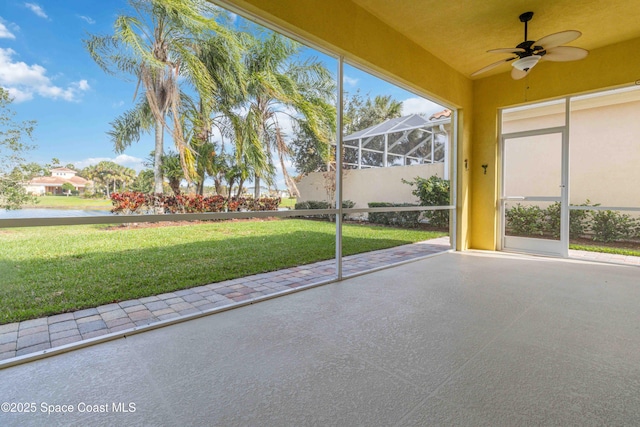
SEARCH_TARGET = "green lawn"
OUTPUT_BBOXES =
[279,197,297,208]
[26,195,112,209]
[0,219,446,324]
[570,244,640,257]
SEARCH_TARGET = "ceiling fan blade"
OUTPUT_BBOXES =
[542,46,589,61]
[511,67,529,80]
[471,57,516,77]
[487,48,526,54]
[535,30,581,50]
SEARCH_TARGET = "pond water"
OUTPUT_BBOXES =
[0,208,113,219]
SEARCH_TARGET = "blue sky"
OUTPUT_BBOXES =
[0,1,444,188]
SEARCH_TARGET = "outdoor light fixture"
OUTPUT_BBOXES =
[512,55,541,72]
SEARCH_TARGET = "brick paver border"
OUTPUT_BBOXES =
[3,238,636,364]
[0,237,451,362]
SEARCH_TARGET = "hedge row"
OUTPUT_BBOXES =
[505,201,640,243]
[293,200,355,221]
[367,202,421,228]
[110,192,280,214]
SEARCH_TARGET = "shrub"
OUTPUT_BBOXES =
[295,200,331,210]
[248,197,281,211]
[110,192,148,214]
[110,192,280,214]
[294,200,354,221]
[403,176,450,228]
[505,203,545,236]
[590,210,635,243]
[367,202,420,228]
[544,200,594,239]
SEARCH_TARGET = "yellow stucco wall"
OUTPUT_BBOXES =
[218,0,473,250]
[472,37,640,249]
[217,0,640,251]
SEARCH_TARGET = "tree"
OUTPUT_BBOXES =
[85,0,231,193]
[131,169,154,193]
[14,162,49,180]
[81,161,136,196]
[343,92,402,136]
[290,91,401,174]
[342,91,402,167]
[183,29,246,196]
[290,120,331,175]
[161,152,184,195]
[0,88,37,210]
[61,182,75,196]
[241,32,335,198]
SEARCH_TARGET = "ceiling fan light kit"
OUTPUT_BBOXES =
[512,55,541,71]
[471,11,588,80]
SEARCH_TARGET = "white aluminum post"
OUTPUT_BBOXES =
[561,98,570,257]
[335,57,344,279]
[383,134,388,167]
[431,129,435,164]
[443,125,450,180]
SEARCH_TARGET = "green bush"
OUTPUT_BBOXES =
[295,200,330,210]
[403,176,450,228]
[590,210,636,243]
[505,203,545,236]
[545,201,594,239]
[294,200,354,221]
[367,202,420,228]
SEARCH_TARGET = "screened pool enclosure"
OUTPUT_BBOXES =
[338,111,451,176]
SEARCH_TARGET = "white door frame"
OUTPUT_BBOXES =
[499,126,569,257]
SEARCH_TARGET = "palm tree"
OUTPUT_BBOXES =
[241,32,336,198]
[81,161,135,197]
[161,152,184,195]
[84,0,233,193]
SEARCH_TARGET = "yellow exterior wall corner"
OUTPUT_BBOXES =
[470,36,640,250]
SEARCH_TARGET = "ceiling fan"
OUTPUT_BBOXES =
[471,11,589,80]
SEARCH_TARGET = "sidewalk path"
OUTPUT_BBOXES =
[0,237,451,362]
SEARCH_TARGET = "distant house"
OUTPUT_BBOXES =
[25,167,92,196]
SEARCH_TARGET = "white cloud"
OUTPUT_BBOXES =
[75,79,90,91]
[24,3,48,19]
[113,154,145,170]
[0,48,88,102]
[73,154,146,172]
[0,20,16,39]
[343,75,359,86]
[5,87,32,102]
[77,15,95,24]
[112,100,125,108]
[401,97,444,117]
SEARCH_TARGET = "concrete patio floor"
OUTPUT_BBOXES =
[1,249,639,426]
[0,237,451,363]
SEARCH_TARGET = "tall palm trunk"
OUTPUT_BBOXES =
[253,176,260,198]
[154,119,164,194]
